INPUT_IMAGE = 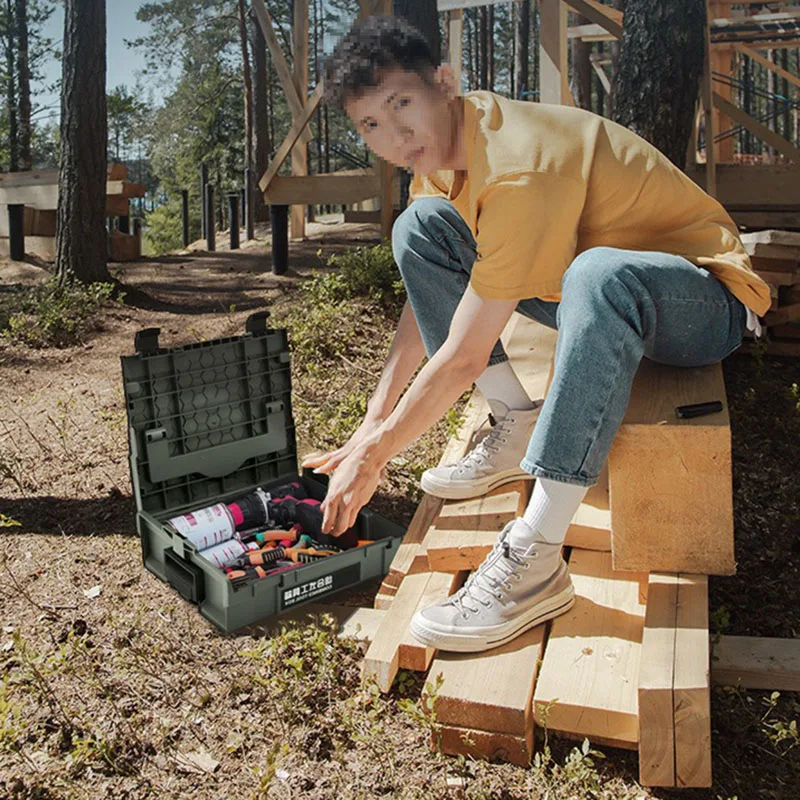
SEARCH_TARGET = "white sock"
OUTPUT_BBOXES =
[475,361,535,417]
[512,477,589,547]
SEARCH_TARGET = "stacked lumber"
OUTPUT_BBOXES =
[0,163,145,262]
[361,314,717,788]
[741,229,800,357]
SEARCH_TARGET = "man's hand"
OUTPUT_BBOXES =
[319,438,387,536]
[301,416,382,476]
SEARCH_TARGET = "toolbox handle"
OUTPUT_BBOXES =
[145,401,287,482]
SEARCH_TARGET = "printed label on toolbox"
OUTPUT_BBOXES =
[280,563,361,609]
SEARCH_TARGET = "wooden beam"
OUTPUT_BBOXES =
[398,571,465,672]
[539,0,569,105]
[590,56,611,94]
[734,42,800,92]
[263,173,381,206]
[291,0,310,241]
[638,573,679,787]
[609,359,735,575]
[712,636,800,691]
[437,724,532,766]
[674,575,711,788]
[568,23,616,41]
[448,9,464,90]
[703,8,719,192]
[712,8,800,27]
[259,82,324,194]
[532,549,646,749]
[713,91,800,163]
[251,0,313,146]
[562,0,624,39]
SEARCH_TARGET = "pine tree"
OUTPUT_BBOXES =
[56,0,111,284]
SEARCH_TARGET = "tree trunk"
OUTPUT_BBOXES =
[571,13,592,110]
[612,0,705,169]
[56,0,109,284]
[479,6,488,90]
[5,0,18,171]
[15,0,30,169]
[514,0,529,100]
[487,4,494,91]
[249,8,270,222]
[237,0,253,173]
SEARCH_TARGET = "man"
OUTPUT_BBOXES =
[302,15,769,653]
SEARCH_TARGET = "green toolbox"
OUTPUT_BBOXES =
[121,312,404,633]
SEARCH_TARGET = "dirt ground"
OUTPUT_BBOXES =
[0,222,798,799]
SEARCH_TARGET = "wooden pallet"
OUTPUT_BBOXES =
[742,229,800,357]
[362,313,718,788]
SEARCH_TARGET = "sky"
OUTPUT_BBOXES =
[38,1,158,125]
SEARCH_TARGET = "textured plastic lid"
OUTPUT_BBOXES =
[121,313,299,516]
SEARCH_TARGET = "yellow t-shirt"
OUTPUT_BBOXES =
[410,91,771,316]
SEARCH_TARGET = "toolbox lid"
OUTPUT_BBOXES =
[121,312,299,517]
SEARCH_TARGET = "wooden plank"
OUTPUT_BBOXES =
[765,302,800,325]
[590,57,612,94]
[638,573,679,787]
[251,0,313,146]
[674,575,711,788]
[608,360,735,575]
[744,229,800,247]
[712,635,800,691]
[437,723,533,766]
[431,623,546,736]
[714,92,800,163]
[731,210,800,230]
[742,241,800,261]
[398,571,465,671]
[423,481,531,572]
[380,159,394,240]
[425,472,610,571]
[0,168,58,188]
[533,549,646,748]
[734,43,800,92]
[259,82,324,194]
[562,0,624,39]
[264,173,381,206]
[687,163,800,207]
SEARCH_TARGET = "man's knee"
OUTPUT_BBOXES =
[391,197,457,261]
[561,247,641,297]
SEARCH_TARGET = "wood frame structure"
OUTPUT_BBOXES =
[253,0,395,249]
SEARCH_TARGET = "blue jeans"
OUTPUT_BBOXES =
[392,197,747,487]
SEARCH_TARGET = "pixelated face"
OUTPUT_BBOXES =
[345,65,460,175]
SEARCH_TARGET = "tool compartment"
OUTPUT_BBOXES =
[121,312,404,632]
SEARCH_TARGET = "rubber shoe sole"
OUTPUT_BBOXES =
[420,466,535,500]
[409,584,576,653]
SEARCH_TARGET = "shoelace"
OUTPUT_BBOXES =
[449,538,533,616]
[455,417,514,473]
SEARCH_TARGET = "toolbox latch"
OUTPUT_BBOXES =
[246,311,271,336]
[135,327,161,356]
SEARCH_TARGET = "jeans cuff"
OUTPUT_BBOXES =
[519,459,598,488]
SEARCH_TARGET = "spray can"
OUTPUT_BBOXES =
[198,538,259,569]
[168,503,236,549]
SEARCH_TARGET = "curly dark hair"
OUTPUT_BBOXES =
[323,15,437,109]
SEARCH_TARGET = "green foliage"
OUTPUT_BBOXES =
[143,196,195,255]
[304,243,406,310]
[761,691,800,755]
[1,278,120,349]
[107,85,149,163]
[787,382,800,412]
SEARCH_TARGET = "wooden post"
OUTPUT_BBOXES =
[703,7,718,196]
[271,204,289,275]
[200,164,209,238]
[539,0,569,105]
[228,193,240,250]
[448,9,463,91]
[181,189,190,248]
[709,2,734,163]
[133,217,142,240]
[205,183,216,252]
[8,203,24,261]
[118,215,130,235]
[291,0,309,241]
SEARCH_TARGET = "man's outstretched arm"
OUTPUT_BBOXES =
[302,298,427,472]
[320,285,519,534]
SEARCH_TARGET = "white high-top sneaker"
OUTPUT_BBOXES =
[420,400,542,500]
[410,518,575,653]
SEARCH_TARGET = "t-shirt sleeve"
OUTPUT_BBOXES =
[469,172,586,300]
